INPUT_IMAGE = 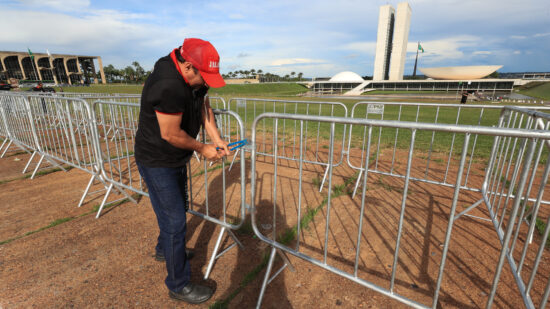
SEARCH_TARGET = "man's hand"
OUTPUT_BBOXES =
[214,140,230,156]
[199,144,223,161]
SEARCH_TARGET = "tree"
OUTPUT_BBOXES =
[103,64,118,83]
[132,61,145,82]
[297,72,303,81]
[123,66,136,83]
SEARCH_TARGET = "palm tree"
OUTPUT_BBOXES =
[298,72,303,81]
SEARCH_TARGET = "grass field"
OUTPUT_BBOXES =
[53,82,309,97]
[517,81,550,100]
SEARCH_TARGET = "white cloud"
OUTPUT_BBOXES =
[340,42,377,55]
[534,32,550,37]
[513,51,521,55]
[510,35,527,39]
[473,51,492,55]
[270,58,325,66]
[407,36,481,64]
[19,0,90,11]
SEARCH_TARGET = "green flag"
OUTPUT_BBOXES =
[418,43,424,53]
[27,47,34,60]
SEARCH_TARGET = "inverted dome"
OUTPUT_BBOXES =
[329,71,364,82]
[419,65,502,80]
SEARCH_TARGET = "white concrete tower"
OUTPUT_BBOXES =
[372,5,395,81]
[388,2,411,81]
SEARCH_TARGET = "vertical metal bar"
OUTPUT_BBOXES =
[323,122,335,264]
[355,126,372,277]
[526,215,550,295]
[390,129,416,292]
[432,133,470,308]
[272,119,279,240]
[518,153,550,275]
[296,121,304,251]
[390,105,402,175]
[202,127,209,216]
[464,109,484,187]
[486,138,536,308]
[425,105,437,180]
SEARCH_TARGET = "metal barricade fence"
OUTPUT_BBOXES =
[348,102,550,197]
[91,100,246,278]
[0,94,44,171]
[477,106,550,308]
[249,112,550,308]
[23,94,98,176]
[227,98,348,190]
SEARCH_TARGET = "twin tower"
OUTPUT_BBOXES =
[373,2,412,81]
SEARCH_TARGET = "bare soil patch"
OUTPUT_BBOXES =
[1,149,548,308]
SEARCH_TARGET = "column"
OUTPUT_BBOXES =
[97,57,106,84]
[63,57,71,85]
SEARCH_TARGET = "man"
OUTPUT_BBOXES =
[460,90,468,104]
[135,38,230,304]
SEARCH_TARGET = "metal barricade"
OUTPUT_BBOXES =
[91,100,246,278]
[228,98,348,190]
[476,106,550,308]
[348,102,550,197]
[0,94,44,171]
[250,112,550,308]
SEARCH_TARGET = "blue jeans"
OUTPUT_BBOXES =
[137,162,191,292]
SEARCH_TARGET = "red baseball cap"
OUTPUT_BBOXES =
[180,38,226,88]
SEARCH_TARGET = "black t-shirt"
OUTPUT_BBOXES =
[135,54,208,167]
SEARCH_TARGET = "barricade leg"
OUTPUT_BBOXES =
[0,139,12,157]
[256,247,295,309]
[22,151,38,173]
[203,226,244,280]
[0,138,7,153]
[95,183,137,218]
[79,175,96,207]
[29,154,66,179]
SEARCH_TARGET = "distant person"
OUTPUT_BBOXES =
[460,90,468,104]
[32,82,48,113]
[32,82,45,92]
[134,38,229,304]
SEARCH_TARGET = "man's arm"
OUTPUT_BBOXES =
[201,97,230,156]
[156,111,221,160]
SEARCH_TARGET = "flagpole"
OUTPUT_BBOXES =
[412,42,419,77]
[27,48,40,82]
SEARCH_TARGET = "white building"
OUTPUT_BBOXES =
[372,5,395,81]
[372,2,411,81]
[389,2,411,81]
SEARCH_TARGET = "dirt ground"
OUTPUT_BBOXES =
[1,147,549,308]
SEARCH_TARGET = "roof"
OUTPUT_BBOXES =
[329,71,364,82]
[419,65,502,80]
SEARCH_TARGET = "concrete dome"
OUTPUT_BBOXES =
[419,65,502,80]
[329,71,364,82]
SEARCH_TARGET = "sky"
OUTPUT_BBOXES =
[1,0,549,78]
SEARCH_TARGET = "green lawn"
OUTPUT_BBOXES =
[517,81,550,100]
[53,82,309,97]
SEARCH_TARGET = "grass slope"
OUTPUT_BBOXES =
[517,81,550,100]
[53,83,309,97]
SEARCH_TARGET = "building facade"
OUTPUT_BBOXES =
[0,51,106,85]
[373,2,411,81]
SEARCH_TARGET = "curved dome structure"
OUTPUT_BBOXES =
[419,65,502,80]
[329,71,364,82]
